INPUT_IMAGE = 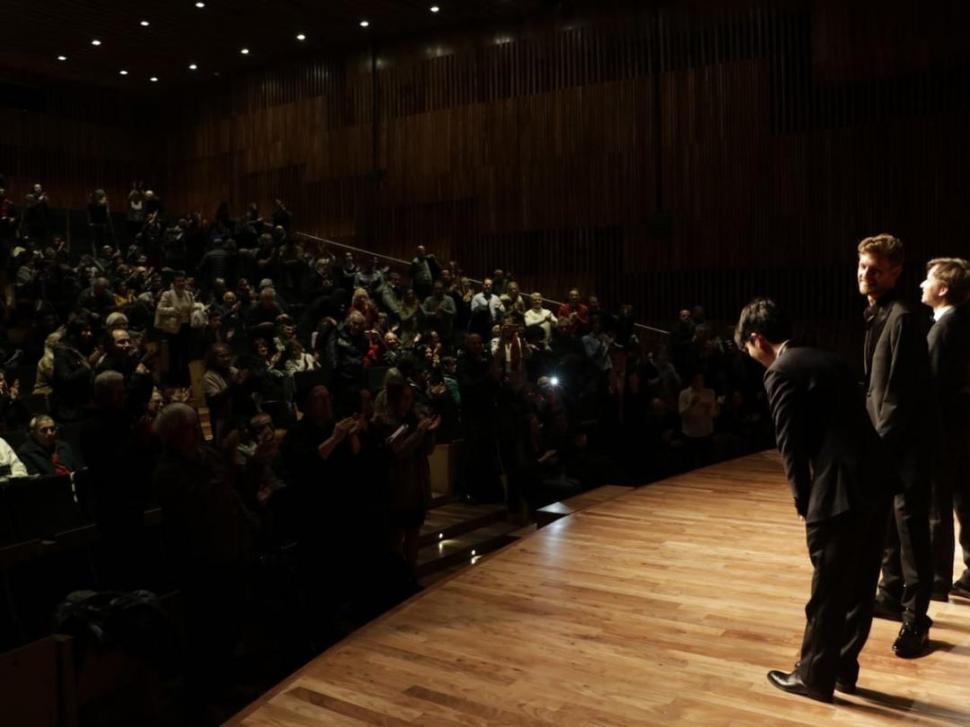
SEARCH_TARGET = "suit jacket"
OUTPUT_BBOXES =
[927,302,970,434]
[863,293,933,488]
[765,346,894,523]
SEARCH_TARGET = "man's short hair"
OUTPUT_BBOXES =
[857,234,905,267]
[93,370,125,405]
[154,404,197,447]
[735,298,792,349]
[105,312,128,329]
[29,415,54,433]
[927,257,970,304]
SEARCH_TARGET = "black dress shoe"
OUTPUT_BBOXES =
[872,595,904,622]
[893,622,930,659]
[951,581,970,600]
[766,670,833,703]
[834,679,857,695]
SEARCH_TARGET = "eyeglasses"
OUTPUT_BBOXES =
[38,426,57,433]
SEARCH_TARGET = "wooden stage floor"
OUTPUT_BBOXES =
[229,452,970,726]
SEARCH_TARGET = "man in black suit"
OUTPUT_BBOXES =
[857,234,935,657]
[921,257,970,600]
[736,298,894,703]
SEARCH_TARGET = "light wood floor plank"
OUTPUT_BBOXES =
[229,452,970,725]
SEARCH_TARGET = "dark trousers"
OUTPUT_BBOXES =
[798,499,889,691]
[684,434,713,470]
[166,324,192,386]
[930,430,970,589]
[878,483,933,625]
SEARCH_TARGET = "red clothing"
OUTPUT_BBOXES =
[556,303,590,335]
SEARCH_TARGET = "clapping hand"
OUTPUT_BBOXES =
[334,416,359,437]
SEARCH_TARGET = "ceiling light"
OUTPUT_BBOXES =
[431,5,440,11]
[57,55,67,61]
[296,33,306,41]
[119,69,129,75]
[359,20,370,28]
[140,19,150,27]
[240,48,250,55]
[188,63,198,70]
[195,1,205,7]
[91,39,102,46]
[150,76,159,83]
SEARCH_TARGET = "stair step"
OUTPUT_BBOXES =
[416,520,520,578]
[419,502,507,545]
[535,485,634,527]
[429,492,452,509]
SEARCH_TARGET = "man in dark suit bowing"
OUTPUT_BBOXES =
[857,234,935,657]
[736,298,895,703]
[921,257,970,600]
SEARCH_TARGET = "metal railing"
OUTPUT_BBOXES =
[295,231,671,337]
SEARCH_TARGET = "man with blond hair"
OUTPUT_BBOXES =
[857,234,934,657]
[920,257,970,601]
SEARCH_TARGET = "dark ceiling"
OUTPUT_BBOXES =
[0,0,553,91]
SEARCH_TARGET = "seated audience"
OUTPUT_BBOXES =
[0,434,29,477]
[17,415,80,476]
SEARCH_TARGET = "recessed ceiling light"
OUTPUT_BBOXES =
[150,76,159,82]
[91,39,102,46]
[188,63,198,70]
[240,48,250,55]
[119,69,129,75]
[431,5,440,12]
[360,20,370,28]
[140,19,150,27]
[296,33,306,41]
[57,55,67,61]
[195,1,205,7]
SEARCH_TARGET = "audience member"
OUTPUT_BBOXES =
[17,415,79,476]
[0,433,29,477]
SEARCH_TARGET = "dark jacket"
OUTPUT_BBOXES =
[17,438,81,476]
[51,344,93,421]
[154,446,257,571]
[765,346,896,523]
[927,302,970,434]
[863,293,933,488]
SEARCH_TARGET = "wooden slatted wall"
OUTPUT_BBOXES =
[146,1,970,355]
[0,81,153,210]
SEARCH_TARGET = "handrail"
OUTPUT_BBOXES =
[294,231,671,336]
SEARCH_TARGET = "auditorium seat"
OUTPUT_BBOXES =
[0,634,78,727]
[2,476,88,542]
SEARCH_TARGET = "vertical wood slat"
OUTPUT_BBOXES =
[5,1,967,361]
